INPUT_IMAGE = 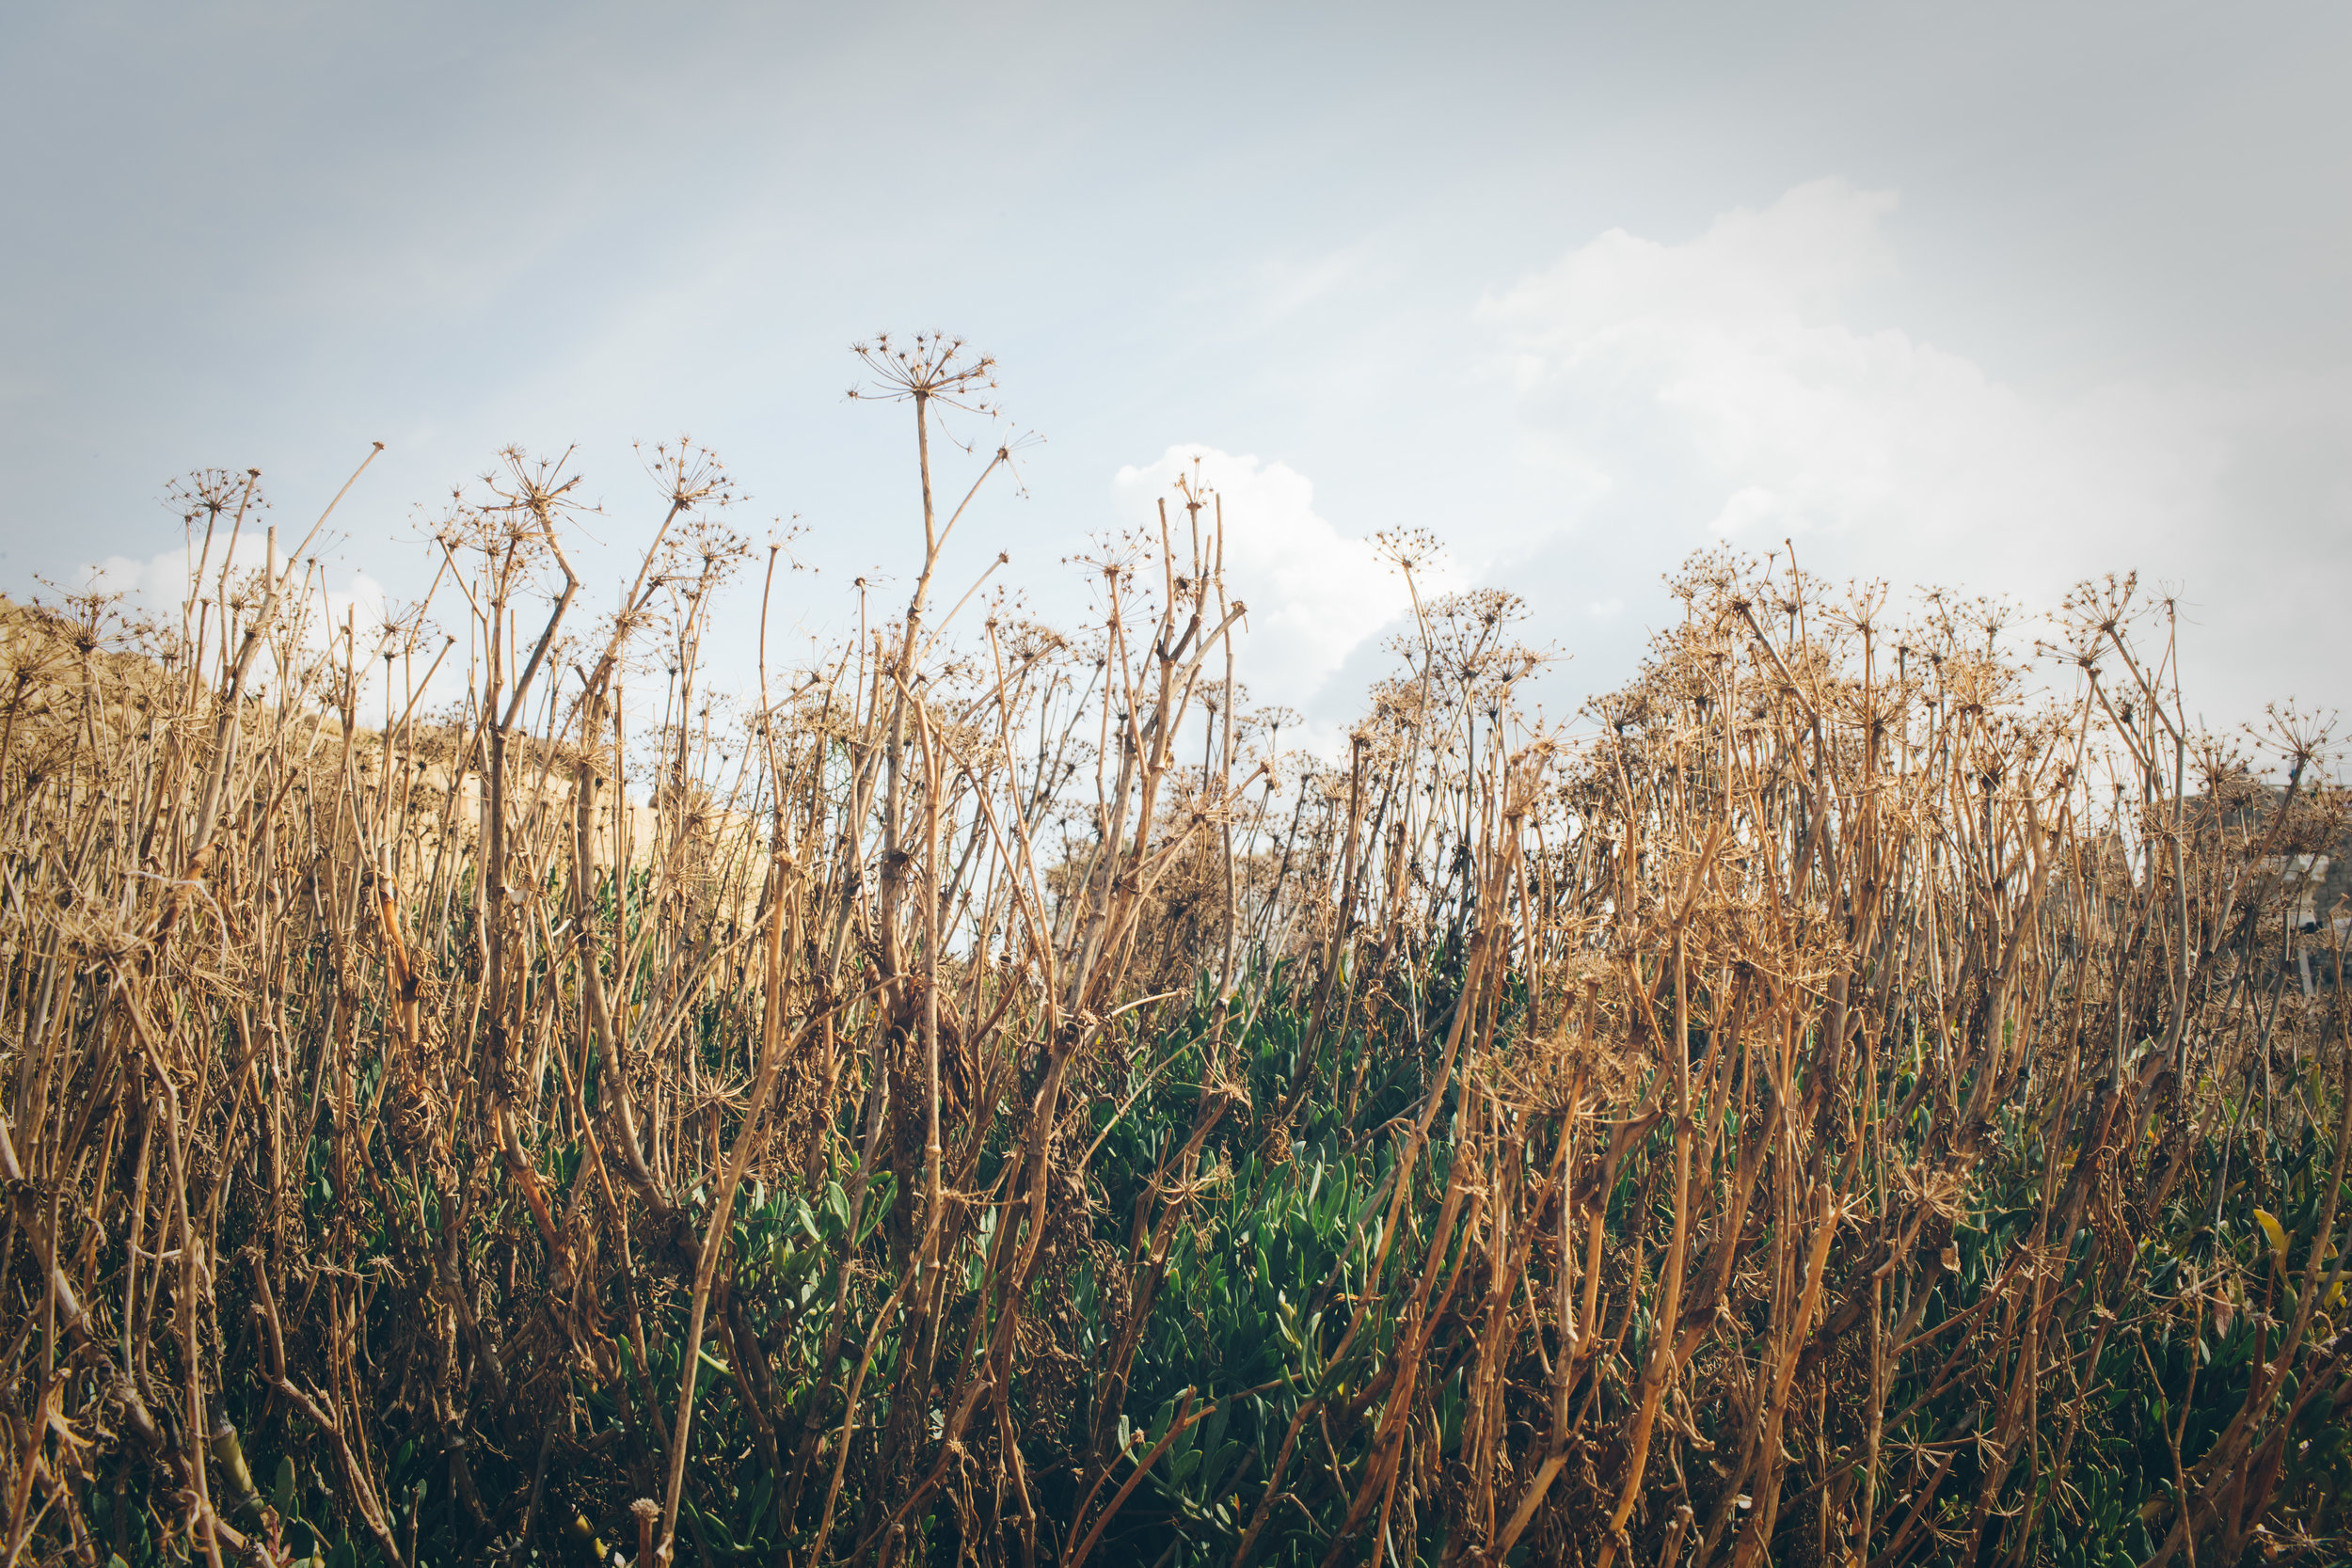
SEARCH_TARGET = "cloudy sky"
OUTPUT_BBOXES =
[4,1,2346,746]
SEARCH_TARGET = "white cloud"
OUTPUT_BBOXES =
[1111,445,1436,720]
[1498,179,1901,356]
[1481,178,2231,594]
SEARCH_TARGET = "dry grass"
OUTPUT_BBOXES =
[2,345,2348,1567]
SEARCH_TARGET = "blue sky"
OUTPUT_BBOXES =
[4,1,2346,745]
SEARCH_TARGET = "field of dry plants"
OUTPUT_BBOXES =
[3,336,2349,1567]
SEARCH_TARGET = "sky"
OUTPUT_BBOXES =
[3,1,2347,753]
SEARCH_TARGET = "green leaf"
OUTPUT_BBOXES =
[743,1475,773,1544]
[858,1172,899,1243]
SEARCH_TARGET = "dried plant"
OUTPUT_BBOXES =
[1,349,2347,1568]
